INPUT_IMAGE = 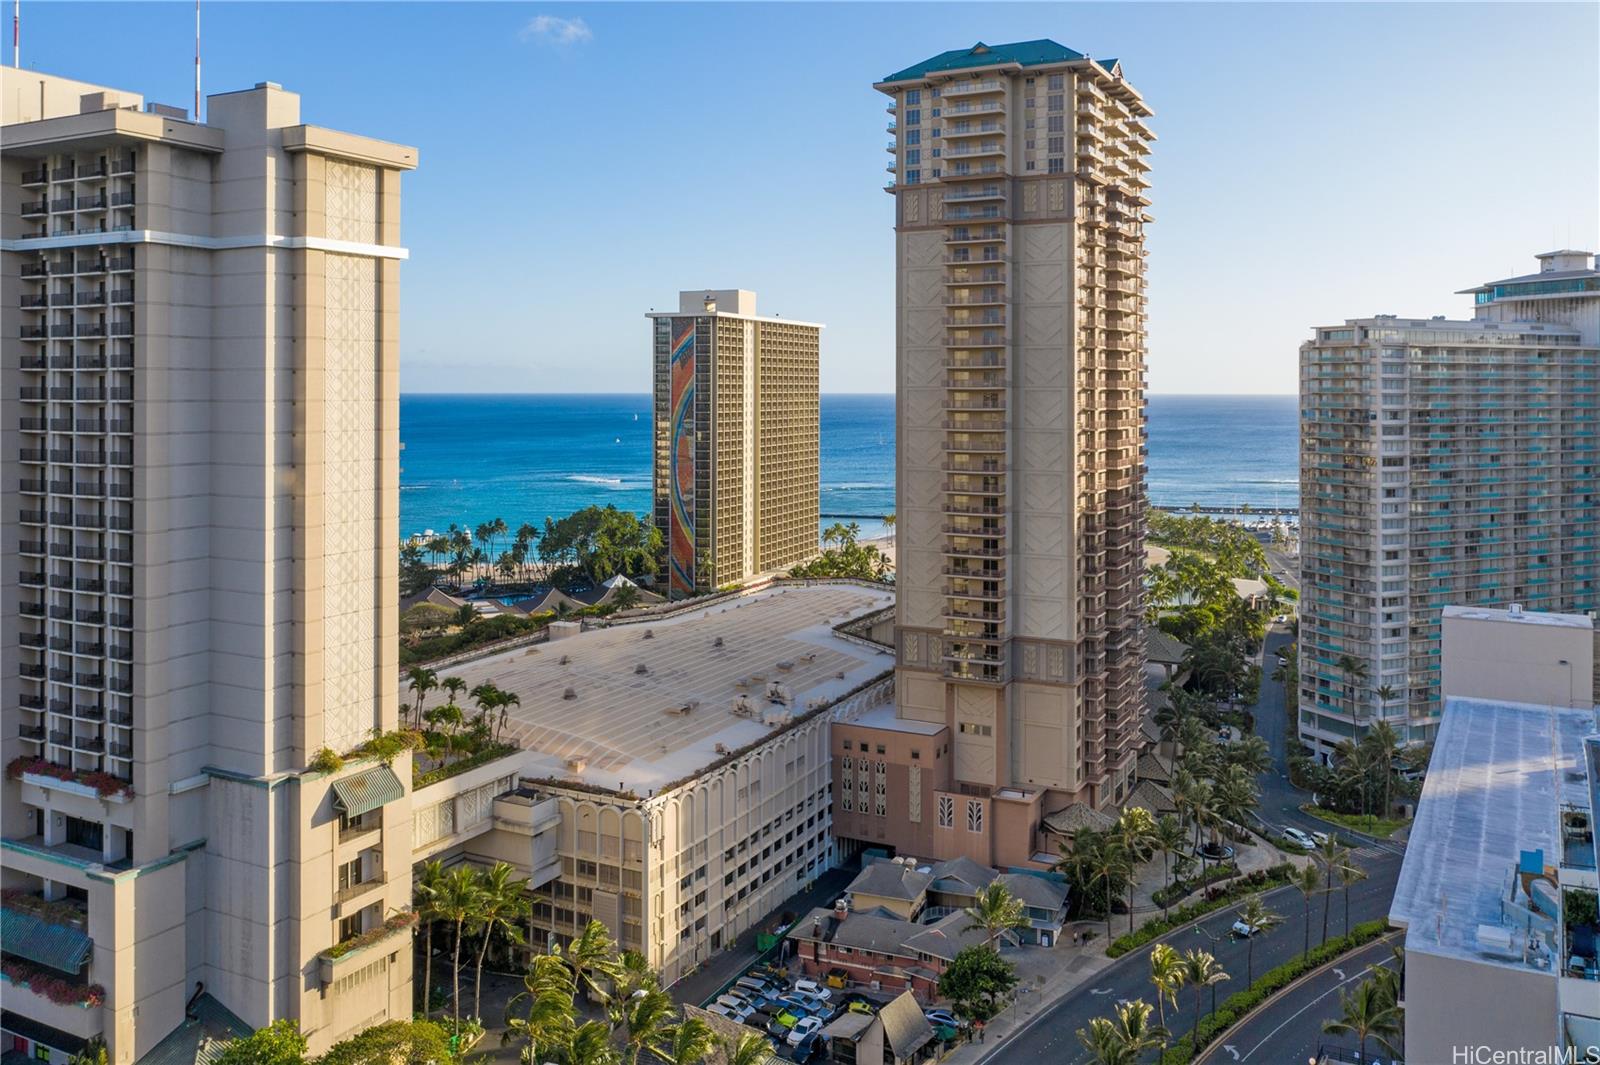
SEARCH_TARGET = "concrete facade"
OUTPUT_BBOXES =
[1,70,416,1062]
[1298,252,1600,756]
[862,40,1152,868]
[649,290,821,596]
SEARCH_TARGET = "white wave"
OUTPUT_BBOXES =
[566,474,626,486]
[827,482,891,491]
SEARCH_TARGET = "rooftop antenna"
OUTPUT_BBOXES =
[194,0,201,122]
[13,0,19,68]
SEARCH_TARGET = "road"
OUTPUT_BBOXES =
[1195,935,1401,1064]
[980,851,1401,1064]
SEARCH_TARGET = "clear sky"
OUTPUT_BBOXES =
[16,2,1598,394]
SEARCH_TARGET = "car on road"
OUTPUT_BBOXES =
[1282,827,1316,849]
[923,1009,963,1029]
[792,979,833,1001]
[786,1016,824,1046]
[1310,829,1332,846]
[1231,918,1266,938]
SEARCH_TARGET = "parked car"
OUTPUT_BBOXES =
[790,990,831,1011]
[765,1016,792,1038]
[1282,827,1316,849]
[792,979,833,1002]
[786,1017,824,1046]
[715,994,749,1012]
[736,976,775,996]
[846,1000,875,1016]
[708,1004,737,1020]
[923,1009,963,1030]
[1231,918,1265,938]
[787,1031,824,1063]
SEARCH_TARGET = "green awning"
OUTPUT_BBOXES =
[1,905,92,973]
[329,765,404,817]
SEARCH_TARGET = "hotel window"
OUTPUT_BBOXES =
[1048,136,1064,153]
[1047,115,1064,133]
[905,109,921,125]
[938,796,954,828]
[906,149,921,165]
[967,800,984,834]
[1048,74,1064,90]
[906,89,921,104]
[905,129,921,145]
[338,912,362,943]
[1047,157,1064,174]
[905,170,920,185]
[1047,94,1063,111]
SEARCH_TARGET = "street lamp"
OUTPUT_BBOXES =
[1194,923,1226,1019]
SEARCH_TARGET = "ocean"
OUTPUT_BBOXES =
[398,393,1298,542]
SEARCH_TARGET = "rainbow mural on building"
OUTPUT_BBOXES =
[668,320,697,596]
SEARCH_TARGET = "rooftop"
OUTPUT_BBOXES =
[438,584,894,794]
[1389,696,1596,974]
[1443,603,1595,629]
[838,701,947,736]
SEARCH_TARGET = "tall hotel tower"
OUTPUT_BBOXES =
[850,40,1152,866]
[1298,251,1600,755]
[649,290,821,597]
[2,71,417,1062]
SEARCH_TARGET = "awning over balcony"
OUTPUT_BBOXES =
[330,765,405,818]
[0,906,92,973]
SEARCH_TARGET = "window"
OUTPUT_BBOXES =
[858,742,869,752]
[911,749,920,761]
[905,109,921,125]
[958,722,993,737]
[1047,157,1064,174]
[905,149,920,165]
[841,755,852,770]
[338,912,362,943]
[905,129,921,146]
[938,796,954,828]
[875,744,886,755]
[905,89,921,104]
[1048,136,1064,153]
[1047,115,1064,133]
[1048,74,1064,90]
[905,170,920,185]
[967,800,984,834]
[1047,94,1063,111]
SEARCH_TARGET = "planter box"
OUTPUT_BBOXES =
[0,976,105,1038]
[21,771,131,804]
[317,920,411,985]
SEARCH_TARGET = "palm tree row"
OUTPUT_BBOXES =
[504,916,773,1065]
[413,859,531,1026]
[404,667,521,763]
[1076,943,1234,1063]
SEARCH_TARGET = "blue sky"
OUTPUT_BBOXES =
[17,2,1598,394]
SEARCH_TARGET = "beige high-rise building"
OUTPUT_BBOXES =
[1,70,417,1063]
[649,290,821,597]
[844,40,1152,868]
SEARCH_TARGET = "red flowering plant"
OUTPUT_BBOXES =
[6,756,133,799]
[0,956,105,1008]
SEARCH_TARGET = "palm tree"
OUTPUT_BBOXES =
[1234,894,1285,984]
[1337,856,1368,938]
[441,675,467,707]
[1077,999,1167,1064]
[567,1021,622,1065]
[1335,653,1368,728]
[658,1016,718,1065]
[567,919,622,1004]
[1180,949,1229,1037]
[720,1032,772,1065]
[413,860,447,1013]
[495,690,521,744]
[1362,718,1402,818]
[1113,807,1158,932]
[614,985,675,1065]
[1148,943,1185,1039]
[612,583,641,611]
[962,881,1029,950]
[470,681,503,731]
[1151,815,1188,919]
[471,862,529,1019]
[505,952,577,1065]
[406,666,438,730]
[1294,862,1321,960]
[435,866,484,1025]
[1315,838,1350,947]
[1225,734,1272,777]
[1322,979,1401,1062]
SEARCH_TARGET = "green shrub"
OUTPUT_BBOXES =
[1107,864,1295,958]
[1158,920,1391,1062]
[308,747,343,775]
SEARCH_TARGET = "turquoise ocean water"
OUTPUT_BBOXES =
[398,393,1298,542]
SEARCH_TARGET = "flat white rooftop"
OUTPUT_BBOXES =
[842,702,947,736]
[1389,696,1596,972]
[442,584,894,795]
[1443,603,1595,629]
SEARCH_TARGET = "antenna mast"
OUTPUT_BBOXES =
[194,0,201,121]
[13,0,19,68]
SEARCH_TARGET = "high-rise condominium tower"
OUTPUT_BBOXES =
[848,40,1152,867]
[649,290,821,597]
[2,70,416,1062]
[1298,251,1600,755]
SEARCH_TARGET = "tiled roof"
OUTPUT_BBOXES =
[1122,780,1178,816]
[0,906,92,973]
[1041,802,1115,835]
[135,995,252,1065]
[1146,629,1189,665]
[882,39,1087,83]
[1137,751,1173,784]
[997,872,1068,912]
[329,764,405,817]
[902,911,990,961]
[927,855,998,894]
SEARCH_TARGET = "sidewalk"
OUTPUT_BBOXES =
[936,938,1118,1065]
[669,865,857,1008]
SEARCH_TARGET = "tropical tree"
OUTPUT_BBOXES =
[470,862,530,1019]
[567,919,623,1004]
[612,583,642,612]
[1316,838,1352,947]
[1151,815,1188,920]
[1234,894,1285,984]
[1322,979,1401,1062]
[721,1032,773,1065]
[495,690,521,744]
[1113,806,1159,932]
[1225,734,1272,777]
[214,1020,306,1065]
[936,945,1018,1023]
[1361,719,1403,818]
[658,1016,718,1065]
[470,681,503,732]
[613,984,676,1065]
[567,1021,622,1065]
[505,952,578,1065]
[413,859,447,1012]
[435,866,484,1024]
[405,666,438,730]
[1180,949,1229,1036]
[1148,943,1185,1039]
[319,1021,450,1065]
[1077,999,1168,1064]
[962,881,1029,950]
[1337,854,1368,938]
[1294,862,1322,960]
[1336,653,1368,725]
